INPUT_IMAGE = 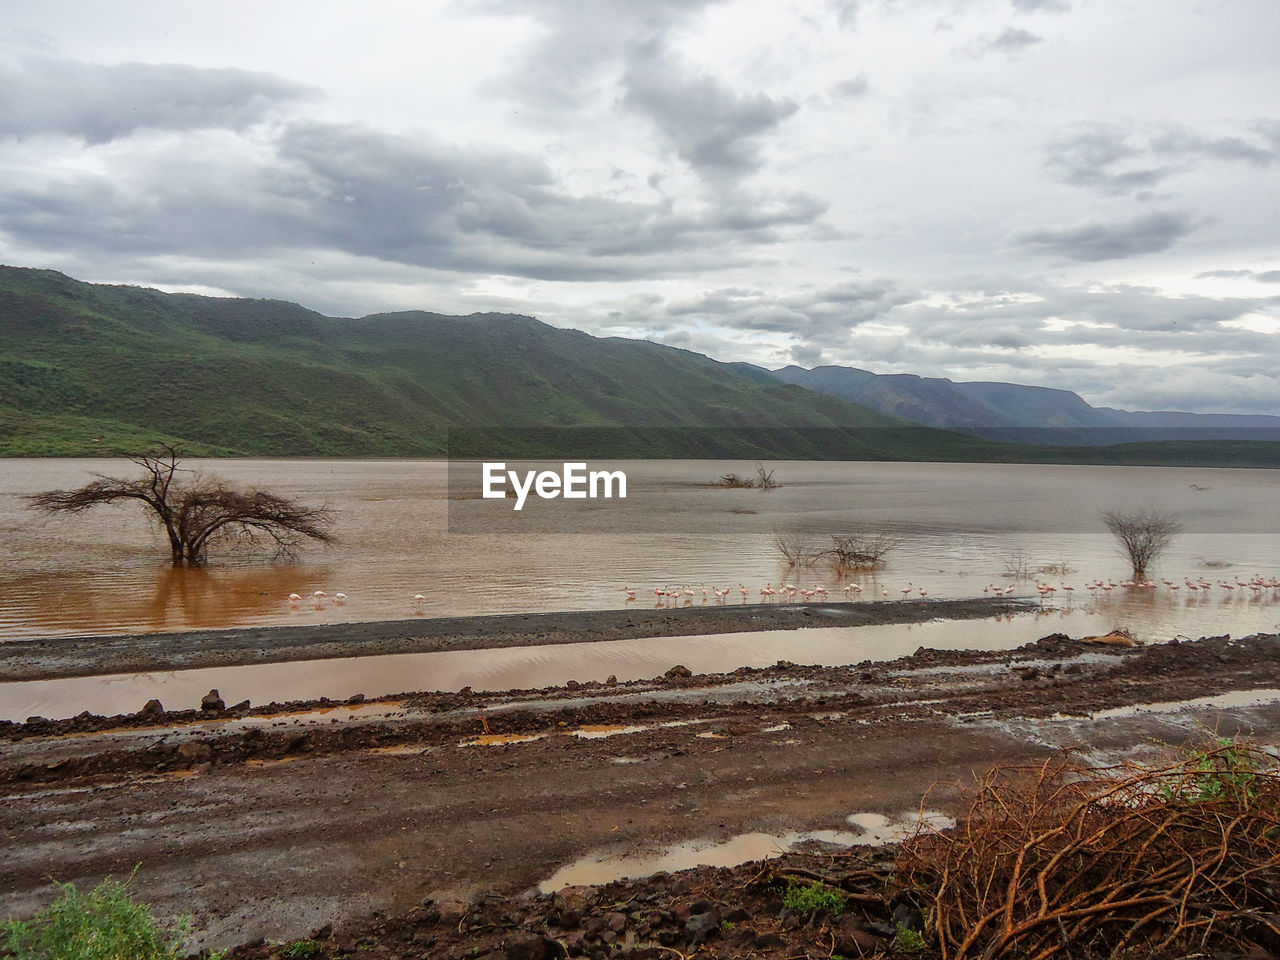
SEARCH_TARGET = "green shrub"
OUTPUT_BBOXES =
[0,875,190,960]
[895,922,926,953]
[781,880,847,917]
[280,941,322,959]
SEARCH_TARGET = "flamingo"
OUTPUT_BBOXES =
[334,592,347,605]
[900,582,913,598]
[287,593,302,606]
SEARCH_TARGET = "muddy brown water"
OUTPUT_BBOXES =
[2,615,1063,721]
[3,458,1279,641]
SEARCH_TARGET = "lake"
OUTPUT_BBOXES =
[1,458,1278,642]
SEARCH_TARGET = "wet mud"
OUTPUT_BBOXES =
[3,629,1280,954]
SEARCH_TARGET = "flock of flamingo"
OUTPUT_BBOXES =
[284,574,1280,612]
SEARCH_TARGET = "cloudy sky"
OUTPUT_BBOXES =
[2,0,1278,413]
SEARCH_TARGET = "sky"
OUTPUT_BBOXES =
[1,0,1278,414]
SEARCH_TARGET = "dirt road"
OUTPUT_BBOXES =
[3,629,1279,953]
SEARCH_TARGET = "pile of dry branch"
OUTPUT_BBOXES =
[897,742,1280,959]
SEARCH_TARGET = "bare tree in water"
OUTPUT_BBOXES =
[1102,509,1181,581]
[27,447,336,567]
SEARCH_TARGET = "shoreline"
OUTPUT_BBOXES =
[0,597,1034,683]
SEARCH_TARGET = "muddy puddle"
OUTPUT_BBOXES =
[539,810,955,892]
[1080,687,1280,721]
[0,613,1168,722]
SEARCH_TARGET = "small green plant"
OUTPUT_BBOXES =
[719,919,735,933]
[281,941,322,959]
[0,874,191,960]
[894,922,926,953]
[1159,737,1258,803]
[781,880,847,917]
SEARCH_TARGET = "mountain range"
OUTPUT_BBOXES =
[765,365,1280,446]
[1,265,1276,466]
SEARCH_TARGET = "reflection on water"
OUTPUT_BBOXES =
[1,458,1278,640]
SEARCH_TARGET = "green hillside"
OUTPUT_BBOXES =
[0,266,951,458]
[2,266,1277,467]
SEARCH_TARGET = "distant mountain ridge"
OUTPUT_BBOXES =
[1,265,1277,466]
[0,266,954,459]
[767,364,1280,445]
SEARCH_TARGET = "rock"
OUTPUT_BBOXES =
[893,903,925,933]
[347,694,365,705]
[190,762,213,775]
[140,699,165,717]
[176,741,213,763]
[752,932,785,950]
[310,924,333,940]
[228,699,251,712]
[837,915,883,953]
[684,911,720,945]
[503,931,554,960]
[201,689,225,712]
[604,675,618,687]
[606,912,627,934]
[664,664,693,680]
[565,679,581,690]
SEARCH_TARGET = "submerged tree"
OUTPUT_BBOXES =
[1102,508,1181,581]
[27,447,336,567]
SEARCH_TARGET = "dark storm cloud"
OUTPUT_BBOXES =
[1047,122,1280,195]
[622,39,799,177]
[0,55,314,143]
[1018,210,1195,261]
[0,120,828,282]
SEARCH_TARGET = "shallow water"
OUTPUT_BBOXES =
[538,810,955,892]
[1,458,1278,640]
[0,608,1239,723]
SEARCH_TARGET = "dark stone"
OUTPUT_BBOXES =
[566,680,581,690]
[228,700,251,712]
[200,689,225,712]
[664,665,693,680]
[893,903,925,933]
[310,924,333,940]
[503,931,554,960]
[605,675,618,686]
[140,699,164,717]
[684,911,720,945]
[347,694,365,704]
[606,912,626,933]
[751,932,786,950]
